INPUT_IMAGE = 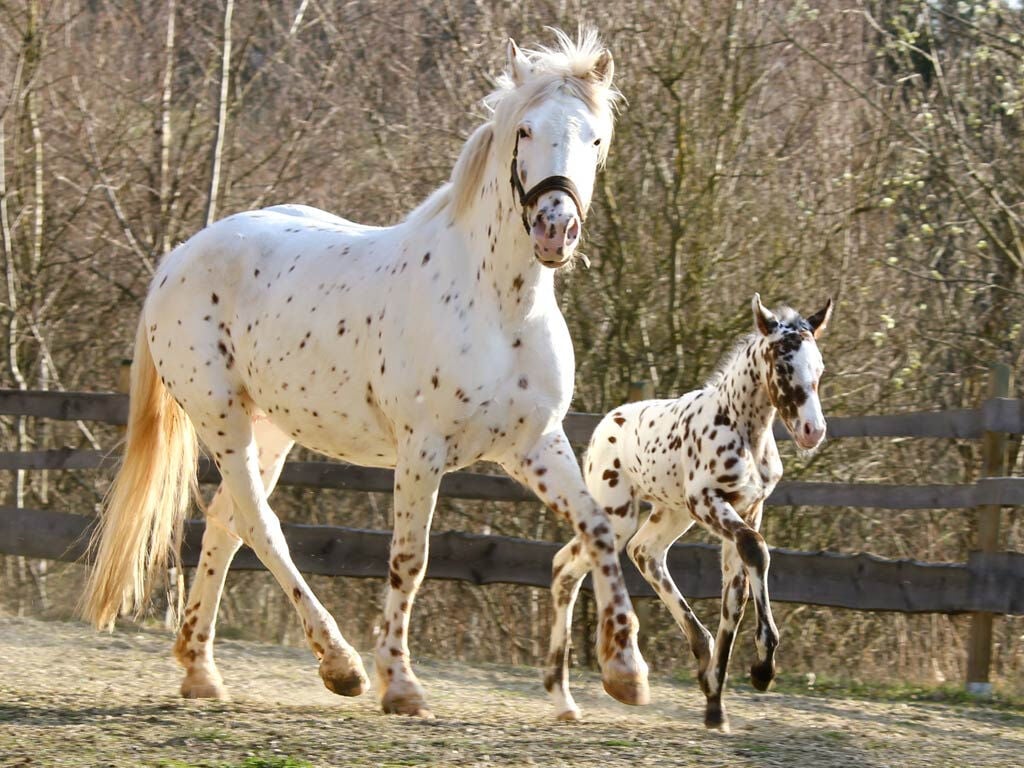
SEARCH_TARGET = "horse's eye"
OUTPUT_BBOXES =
[518,127,530,140]
[593,138,602,147]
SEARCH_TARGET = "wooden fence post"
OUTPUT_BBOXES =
[966,362,1012,696]
[627,380,656,658]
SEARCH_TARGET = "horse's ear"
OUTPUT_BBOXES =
[807,298,834,339]
[592,49,614,87]
[752,293,778,336]
[507,39,531,85]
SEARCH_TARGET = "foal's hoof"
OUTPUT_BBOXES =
[704,701,730,733]
[750,659,775,692]
[381,690,434,718]
[180,671,229,700]
[320,653,370,697]
[602,671,650,706]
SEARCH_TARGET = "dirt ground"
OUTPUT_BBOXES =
[1,617,1021,768]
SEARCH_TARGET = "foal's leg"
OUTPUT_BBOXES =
[702,540,747,732]
[174,417,292,699]
[197,411,369,697]
[692,493,779,730]
[745,501,779,692]
[626,507,715,692]
[375,437,445,717]
[505,429,649,706]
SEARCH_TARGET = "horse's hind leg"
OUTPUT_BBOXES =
[175,488,241,699]
[174,416,292,699]
[196,408,369,698]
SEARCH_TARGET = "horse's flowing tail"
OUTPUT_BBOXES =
[80,313,199,630]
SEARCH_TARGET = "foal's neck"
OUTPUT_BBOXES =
[712,335,776,447]
[457,152,555,317]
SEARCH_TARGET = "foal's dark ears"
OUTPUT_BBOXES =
[806,298,834,339]
[507,39,532,86]
[752,293,778,336]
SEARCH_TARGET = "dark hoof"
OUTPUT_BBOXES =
[321,668,370,697]
[704,701,730,733]
[750,659,775,692]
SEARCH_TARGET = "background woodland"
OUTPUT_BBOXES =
[2,0,1022,693]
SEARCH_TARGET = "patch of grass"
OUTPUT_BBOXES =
[768,673,1024,711]
[235,758,314,768]
[602,739,637,747]
[191,728,232,743]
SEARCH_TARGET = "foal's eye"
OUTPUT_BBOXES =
[518,127,531,140]
[593,138,602,147]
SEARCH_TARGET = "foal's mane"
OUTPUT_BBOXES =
[704,307,807,389]
[405,29,620,227]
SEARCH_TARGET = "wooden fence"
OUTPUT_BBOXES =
[1,386,1023,690]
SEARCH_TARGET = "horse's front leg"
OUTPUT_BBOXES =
[503,429,649,706]
[375,437,446,717]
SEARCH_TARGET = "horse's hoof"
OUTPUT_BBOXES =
[704,703,730,733]
[602,672,650,706]
[381,690,434,718]
[750,659,775,692]
[180,672,229,700]
[322,668,370,697]
[320,654,370,697]
[555,707,582,722]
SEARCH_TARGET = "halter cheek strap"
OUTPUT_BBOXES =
[509,134,587,235]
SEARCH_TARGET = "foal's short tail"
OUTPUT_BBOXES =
[80,314,199,631]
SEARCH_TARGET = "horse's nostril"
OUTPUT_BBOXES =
[565,218,580,245]
[803,422,811,435]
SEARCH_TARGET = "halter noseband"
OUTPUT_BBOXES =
[509,133,587,235]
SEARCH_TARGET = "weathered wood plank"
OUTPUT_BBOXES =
[3,388,1021,441]
[3,506,1020,614]
[7,449,1024,508]
[0,390,129,425]
[983,397,1024,435]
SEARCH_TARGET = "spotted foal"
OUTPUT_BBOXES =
[545,294,832,729]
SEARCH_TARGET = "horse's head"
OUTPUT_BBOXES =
[752,294,833,450]
[495,31,618,268]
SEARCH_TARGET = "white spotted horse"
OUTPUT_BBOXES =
[545,294,832,728]
[81,30,651,716]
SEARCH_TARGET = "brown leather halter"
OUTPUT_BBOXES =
[509,133,587,235]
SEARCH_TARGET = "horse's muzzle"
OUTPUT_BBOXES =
[531,207,581,268]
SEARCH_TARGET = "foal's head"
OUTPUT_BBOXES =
[489,30,620,268]
[752,294,833,450]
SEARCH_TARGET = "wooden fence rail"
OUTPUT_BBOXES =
[3,448,1024,509]
[2,389,1024,441]
[3,505,1022,615]
[2,386,1023,692]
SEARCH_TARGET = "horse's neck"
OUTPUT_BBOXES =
[455,155,556,318]
[713,337,776,448]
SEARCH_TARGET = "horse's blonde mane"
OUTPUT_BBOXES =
[405,28,619,228]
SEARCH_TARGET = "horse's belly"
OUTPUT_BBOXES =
[245,375,398,466]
